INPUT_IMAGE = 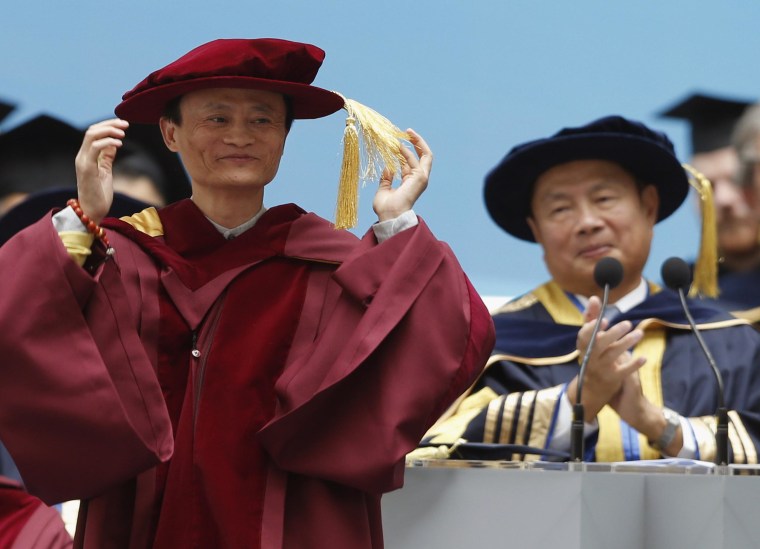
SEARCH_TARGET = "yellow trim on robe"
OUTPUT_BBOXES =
[594,328,666,462]
[425,387,498,444]
[422,278,754,463]
[479,385,564,461]
[690,416,718,463]
[489,351,580,367]
[728,410,757,464]
[493,292,538,314]
[497,393,521,444]
[532,282,585,325]
[59,231,95,267]
[120,207,164,237]
[726,413,746,464]
[730,306,760,324]
[514,390,537,447]
[527,385,565,457]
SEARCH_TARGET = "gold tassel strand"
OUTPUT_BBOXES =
[683,163,719,298]
[335,110,360,229]
[334,94,409,229]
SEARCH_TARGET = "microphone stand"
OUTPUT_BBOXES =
[570,283,611,463]
[675,287,729,467]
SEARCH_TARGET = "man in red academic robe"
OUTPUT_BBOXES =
[0,38,494,548]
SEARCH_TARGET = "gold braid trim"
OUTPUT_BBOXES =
[690,416,718,463]
[727,413,747,464]
[513,390,537,448]
[528,385,565,458]
[595,328,667,462]
[729,305,760,324]
[424,387,499,444]
[664,412,755,464]
[482,385,563,461]
[728,410,757,464]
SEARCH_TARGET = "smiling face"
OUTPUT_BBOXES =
[159,87,288,196]
[526,159,659,298]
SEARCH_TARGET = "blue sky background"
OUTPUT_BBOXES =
[2,1,759,298]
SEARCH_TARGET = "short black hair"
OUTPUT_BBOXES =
[161,93,294,131]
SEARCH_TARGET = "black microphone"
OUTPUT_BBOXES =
[570,257,624,462]
[661,257,728,465]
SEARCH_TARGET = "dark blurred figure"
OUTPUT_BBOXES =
[0,103,18,479]
[0,98,13,125]
[0,104,73,548]
[661,92,760,314]
[0,115,188,217]
[0,115,81,216]
[724,104,760,319]
[0,117,190,245]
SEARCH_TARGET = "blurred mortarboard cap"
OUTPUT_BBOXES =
[0,187,151,246]
[114,123,191,205]
[0,114,82,197]
[0,99,14,125]
[660,92,754,154]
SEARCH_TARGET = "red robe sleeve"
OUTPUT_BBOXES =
[0,476,72,548]
[0,215,173,504]
[258,218,494,494]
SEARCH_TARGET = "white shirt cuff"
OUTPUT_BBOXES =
[52,206,87,233]
[674,416,698,459]
[372,210,418,243]
[548,389,599,452]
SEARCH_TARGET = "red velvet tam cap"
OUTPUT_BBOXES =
[115,38,345,124]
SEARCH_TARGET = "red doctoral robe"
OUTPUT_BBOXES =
[0,200,494,548]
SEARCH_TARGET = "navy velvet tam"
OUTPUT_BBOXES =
[484,115,689,241]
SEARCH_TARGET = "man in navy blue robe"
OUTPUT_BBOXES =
[422,116,760,464]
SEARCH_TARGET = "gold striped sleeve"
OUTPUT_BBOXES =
[425,387,498,445]
[686,413,757,464]
[514,390,537,447]
[484,394,507,444]
[496,392,522,444]
[728,410,757,464]
[727,415,747,465]
[529,385,564,453]
[688,416,717,463]
[483,385,563,460]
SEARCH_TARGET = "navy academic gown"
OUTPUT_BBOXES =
[424,280,760,464]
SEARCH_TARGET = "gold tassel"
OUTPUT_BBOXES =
[335,114,360,229]
[683,163,719,298]
[334,93,410,229]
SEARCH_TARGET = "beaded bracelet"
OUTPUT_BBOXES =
[66,198,110,249]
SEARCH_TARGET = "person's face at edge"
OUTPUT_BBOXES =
[692,148,758,258]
